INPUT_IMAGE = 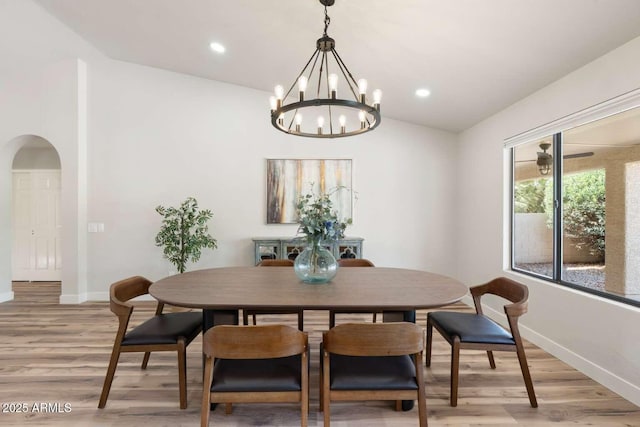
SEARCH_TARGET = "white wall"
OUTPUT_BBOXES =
[0,0,104,302]
[457,35,640,406]
[86,59,459,298]
[0,1,458,303]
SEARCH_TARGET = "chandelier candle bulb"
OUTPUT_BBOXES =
[373,89,382,110]
[358,79,368,103]
[329,73,338,99]
[298,76,308,101]
[317,116,324,134]
[269,96,277,111]
[274,85,284,109]
[339,115,346,134]
[359,110,366,129]
[295,113,303,132]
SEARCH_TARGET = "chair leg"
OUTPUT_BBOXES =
[141,352,151,369]
[298,310,304,332]
[322,352,330,427]
[177,339,187,409]
[486,350,496,369]
[450,337,460,407]
[414,352,428,427]
[373,313,377,323]
[242,310,249,326]
[318,347,324,412]
[301,350,309,427]
[425,317,433,367]
[329,311,336,329]
[98,344,122,408]
[224,403,233,414]
[252,314,257,325]
[201,356,214,427]
[515,344,538,408]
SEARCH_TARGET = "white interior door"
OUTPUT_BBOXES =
[12,171,62,281]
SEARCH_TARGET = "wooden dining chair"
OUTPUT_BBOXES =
[320,322,427,427]
[328,258,377,328]
[426,276,537,408]
[98,276,202,409]
[242,259,304,330]
[201,324,309,427]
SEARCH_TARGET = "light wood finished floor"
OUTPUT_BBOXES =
[1,282,639,426]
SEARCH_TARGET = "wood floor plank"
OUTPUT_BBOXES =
[1,282,639,426]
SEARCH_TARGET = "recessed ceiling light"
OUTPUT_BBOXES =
[209,42,225,54]
[415,88,431,98]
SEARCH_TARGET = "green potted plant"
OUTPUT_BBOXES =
[294,189,352,283]
[155,197,217,274]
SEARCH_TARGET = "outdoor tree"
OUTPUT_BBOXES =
[514,178,550,213]
[545,169,606,261]
[155,197,217,273]
[556,169,605,259]
[515,169,605,260]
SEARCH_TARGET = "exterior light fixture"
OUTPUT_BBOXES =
[270,0,381,138]
[536,143,552,175]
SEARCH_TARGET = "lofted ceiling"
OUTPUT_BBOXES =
[33,0,640,133]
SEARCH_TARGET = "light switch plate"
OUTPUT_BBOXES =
[88,222,105,233]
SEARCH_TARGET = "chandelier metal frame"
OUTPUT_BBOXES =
[270,0,381,138]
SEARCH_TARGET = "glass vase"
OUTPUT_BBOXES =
[294,239,338,284]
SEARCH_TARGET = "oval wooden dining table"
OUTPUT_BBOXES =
[150,265,467,316]
[150,266,468,411]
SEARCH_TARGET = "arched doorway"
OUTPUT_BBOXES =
[0,134,70,303]
[11,136,61,283]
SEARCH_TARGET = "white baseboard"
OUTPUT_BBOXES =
[59,293,87,304]
[0,291,14,303]
[465,295,640,407]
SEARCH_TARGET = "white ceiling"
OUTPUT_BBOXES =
[33,0,640,132]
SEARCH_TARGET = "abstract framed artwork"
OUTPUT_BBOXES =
[266,159,352,224]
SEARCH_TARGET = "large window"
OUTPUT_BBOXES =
[511,106,640,306]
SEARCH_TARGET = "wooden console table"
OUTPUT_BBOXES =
[252,236,363,265]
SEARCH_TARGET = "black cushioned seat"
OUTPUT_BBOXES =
[427,312,514,345]
[122,312,202,346]
[320,343,417,390]
[211,355,303,392]
[330,354,417,390]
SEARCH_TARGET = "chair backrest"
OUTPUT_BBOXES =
[470,277,529,318]
[204,325,307,359]
[108,276,164,343]
[109,276,154,317]
[259,259,295,267]
[337,258,375,267]
[323,322,423,357]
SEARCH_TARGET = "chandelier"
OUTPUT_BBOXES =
[269,0,381,138]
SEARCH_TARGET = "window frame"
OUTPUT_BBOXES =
[506,88,640,308]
